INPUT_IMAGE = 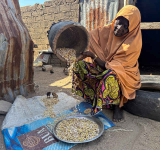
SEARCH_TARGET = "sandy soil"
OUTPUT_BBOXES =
[0,66,160,150]
[29,66,160,150]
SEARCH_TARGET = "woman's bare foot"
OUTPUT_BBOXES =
[113,105,124,122]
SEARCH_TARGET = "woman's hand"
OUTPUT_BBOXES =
[76,51,106,70]
[76,51,95,61]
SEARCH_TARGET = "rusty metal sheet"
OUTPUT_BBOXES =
[0,0,34,102]
[124,0,137,6]
[79,0,119,31]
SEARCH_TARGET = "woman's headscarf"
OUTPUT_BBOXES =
[88,5,142,107]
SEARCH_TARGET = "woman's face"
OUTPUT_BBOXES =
[114,16,129,37]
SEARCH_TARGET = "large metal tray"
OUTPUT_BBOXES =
[52,115,104,144]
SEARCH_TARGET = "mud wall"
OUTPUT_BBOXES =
[20,0,79,59]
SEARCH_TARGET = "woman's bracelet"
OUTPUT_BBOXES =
[92,54,98,62]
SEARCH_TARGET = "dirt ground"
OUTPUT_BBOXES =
[0,66,160,150]
[27,66,75,98]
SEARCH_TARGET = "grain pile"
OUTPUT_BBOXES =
[41,94,59,118]
[46,112,77,132]
[56,118,99,142]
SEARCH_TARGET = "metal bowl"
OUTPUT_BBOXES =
[52,115,104,144]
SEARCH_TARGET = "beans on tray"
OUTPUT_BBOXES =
[56,118,99,142]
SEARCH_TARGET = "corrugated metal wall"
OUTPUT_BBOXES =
[79,0,119,31]
[124,0,137,6]
[0,0,34,102]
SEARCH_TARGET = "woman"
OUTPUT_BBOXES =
[73,5,142,122]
